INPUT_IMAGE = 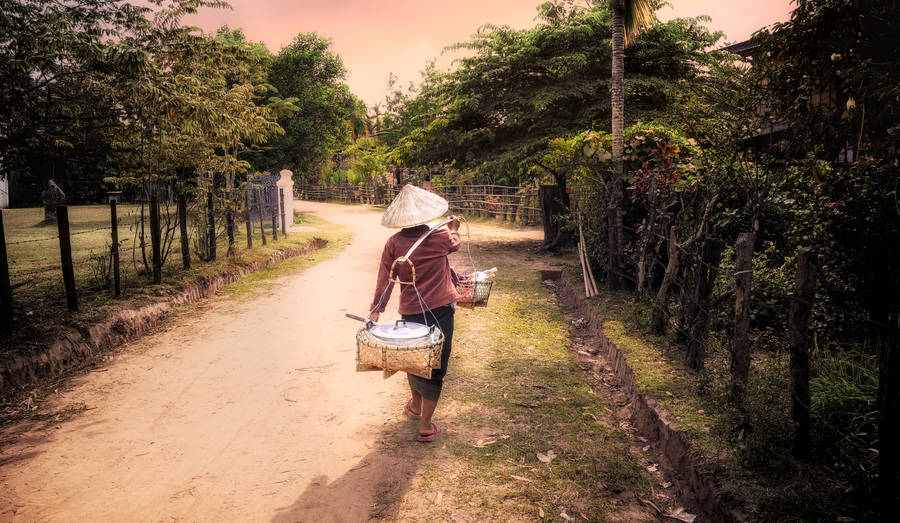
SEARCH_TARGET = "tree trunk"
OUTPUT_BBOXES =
[609,0,626,291]
[651,226,680,334]
[790,246,816,458]
[539,183,569,250]
[606,200,624,290]
[149,184,162,284]
[685,237,724,371]
[635,176,659,300]
[731,232,755,404]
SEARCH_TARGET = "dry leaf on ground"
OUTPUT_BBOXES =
[536,449,557,464]
[665,507,697,523]
[474,437,498,448]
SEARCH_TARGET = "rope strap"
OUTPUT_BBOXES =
[388,218,454,285]
[371,218,456,322]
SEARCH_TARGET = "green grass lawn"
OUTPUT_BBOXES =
[1,204,349,356]
[5,204,293,292]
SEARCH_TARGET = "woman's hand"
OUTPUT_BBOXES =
[368,312,380,323]
[448,215,461,232]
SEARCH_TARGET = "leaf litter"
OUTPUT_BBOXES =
[536,449,557,464]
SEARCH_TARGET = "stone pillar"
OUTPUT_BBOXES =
[277,169,294,233]
[41,180,66,223]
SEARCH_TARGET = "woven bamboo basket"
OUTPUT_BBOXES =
[355,326,444,379]
[457,276,493,308]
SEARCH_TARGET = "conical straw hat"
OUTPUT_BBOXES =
[381,184,449,228]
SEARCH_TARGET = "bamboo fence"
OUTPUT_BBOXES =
[295,184,542,225]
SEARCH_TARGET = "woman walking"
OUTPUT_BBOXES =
[368,184,461,442]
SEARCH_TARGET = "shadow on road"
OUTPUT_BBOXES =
[271,417,436,522]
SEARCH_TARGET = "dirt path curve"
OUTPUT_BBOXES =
[0,201,427,521]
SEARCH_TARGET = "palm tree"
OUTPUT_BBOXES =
[608,0,655,290]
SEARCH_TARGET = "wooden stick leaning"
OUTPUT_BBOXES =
[584,233,599,296]
[584,239,598,296]
[577,214,591,297]
[578,213,598,297]
[579,237,591,297]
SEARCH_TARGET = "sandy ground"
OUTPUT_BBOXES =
[0,201,456,522]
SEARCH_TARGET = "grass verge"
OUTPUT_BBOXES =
[379,231,658,522]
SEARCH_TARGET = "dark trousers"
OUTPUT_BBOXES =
[402,304,455,401]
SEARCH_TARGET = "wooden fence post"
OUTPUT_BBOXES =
[177,187,191,269]
[0,210,13,332]
[207,189,216,261]
[56,205,78,312]
[685,236,724,371]
[256,187,267,246]
[280,187,287,236]
[731,232,755,403]
[879,330,900,518]
[790,246,817,458]
[270,186,278,241]
[225,188,235,255]
[149,184,162,283]
[244,186,253,249]
[110,201,121,297]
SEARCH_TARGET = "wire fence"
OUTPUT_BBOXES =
[0,183,290,327]
[579,218,878,459]
[4,209,142,294]
[295,183,543,225]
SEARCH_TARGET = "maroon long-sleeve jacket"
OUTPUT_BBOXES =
[370,225,461,315]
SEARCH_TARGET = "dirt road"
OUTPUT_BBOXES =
[0,201,431,521]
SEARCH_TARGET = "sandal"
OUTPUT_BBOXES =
[404,398,422,420]
[417,422,441,442]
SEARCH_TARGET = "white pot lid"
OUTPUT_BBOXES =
[369,320,431,344]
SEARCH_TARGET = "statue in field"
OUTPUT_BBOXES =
[41,179,66,224]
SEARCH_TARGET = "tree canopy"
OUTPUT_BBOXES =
[256,33,365,179]
[0,0,154,187]
[386,3,721,184]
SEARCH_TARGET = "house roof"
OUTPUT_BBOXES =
[719,40,760,58]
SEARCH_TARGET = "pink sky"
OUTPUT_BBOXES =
[188,0,795,107]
